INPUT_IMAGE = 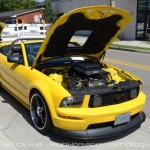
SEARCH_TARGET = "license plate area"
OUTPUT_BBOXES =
[114,112,131,126]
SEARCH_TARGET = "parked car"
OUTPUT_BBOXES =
[0,6,146,139]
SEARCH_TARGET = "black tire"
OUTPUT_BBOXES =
[30,91,53,134]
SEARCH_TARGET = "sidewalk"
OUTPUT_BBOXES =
[113,41,150,49]
[111,40,150,54]
[72,36,150,54]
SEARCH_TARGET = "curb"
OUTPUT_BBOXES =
[110,47,150,54]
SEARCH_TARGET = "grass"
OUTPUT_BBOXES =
[111,44,150,51]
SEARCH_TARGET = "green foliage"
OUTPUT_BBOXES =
[0,0,13,12]
[42,0,56,23]
[22,0,37,10]
[0,0,37,12]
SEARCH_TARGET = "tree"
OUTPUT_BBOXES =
[42,0,56,23]
[22,0,37,10]
[12,0,24,10]
[0,0,37,12]
[0,0,13,13]
[12,0,37,10]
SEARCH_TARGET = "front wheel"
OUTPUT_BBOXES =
[30,92,53,134]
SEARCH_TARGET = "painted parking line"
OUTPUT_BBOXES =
[105,58,150,71]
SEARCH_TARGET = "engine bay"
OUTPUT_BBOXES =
[42,61,122,91]
[38,58,141,105]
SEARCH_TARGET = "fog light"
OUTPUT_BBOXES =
[92,95,102,107]
[130,88,138,99]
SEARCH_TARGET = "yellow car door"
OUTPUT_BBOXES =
[0,43,31,105]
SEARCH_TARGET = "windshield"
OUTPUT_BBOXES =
[36,56,98,70]
[25,41,81,66]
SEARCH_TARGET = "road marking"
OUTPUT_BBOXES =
[105,58,150,70]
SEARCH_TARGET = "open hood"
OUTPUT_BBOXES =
[0,22,5,37]
[33,5,132,66]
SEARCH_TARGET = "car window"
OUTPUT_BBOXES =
[0,45,11,56]
[25,42,42,66]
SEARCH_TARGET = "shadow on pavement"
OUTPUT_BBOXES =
[0,88,32,126]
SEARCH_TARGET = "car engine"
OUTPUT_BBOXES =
[63,62,109,90]
[41,60,141,107]
[42,62,110,91]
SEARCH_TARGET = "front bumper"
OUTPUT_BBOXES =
[53,92,146,131]
[53,112,145,139]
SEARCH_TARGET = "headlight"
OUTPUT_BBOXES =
[91,95,102,107]
[130,88,138,99]
[60,96,84,107]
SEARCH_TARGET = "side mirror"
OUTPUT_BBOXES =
[7,55,23,64]
[7,45,23,64]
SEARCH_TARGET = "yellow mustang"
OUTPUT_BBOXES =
[0,6,146,139]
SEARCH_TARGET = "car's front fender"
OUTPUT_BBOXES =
[29,78,71,117]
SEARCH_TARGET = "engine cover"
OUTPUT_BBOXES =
[73,62,102,76]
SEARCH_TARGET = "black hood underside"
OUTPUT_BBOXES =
[43,13,122,57]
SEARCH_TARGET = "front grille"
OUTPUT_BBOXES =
[89,88,138,107]
[102,90,131,106]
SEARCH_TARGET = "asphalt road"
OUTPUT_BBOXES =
[0,49,150,150]
[105,49,150,119]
